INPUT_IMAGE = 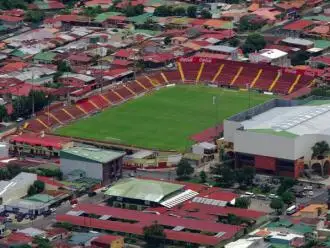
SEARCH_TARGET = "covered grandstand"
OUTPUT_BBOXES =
[24,58,316,134]
[224,98,330,178]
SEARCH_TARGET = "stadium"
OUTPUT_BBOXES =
[224,98,330,178]
[24,57,317,152]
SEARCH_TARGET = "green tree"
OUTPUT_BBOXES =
[0,105,8,121]
[199,171,207,183]
[125,4,144,17]
[154,5,172,17]
[143,221,166,248]
[270,198,284,214]
[57,60,72,72]
[25,10,45,23]
[227,214,242,225]
[173,7,186,16]
[211,164,235,187]
[277,177,296,195]
[28,185,37,196]
[236,167,255,186]
[242,33,266,54]
[164,36,171,45]
[235,197,251,209]
[187,6,197,18]
[281,191,295,205]
[229,38,240,47]
[7,164,21,178]
[176,159,194,179]
[291,51,310,66]
[33,180,45,193]
[0,0,27,10]
[33,236,51,248]
[200,9,212,19]
[312,141,330,159]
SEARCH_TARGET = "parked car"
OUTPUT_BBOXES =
[269,194,279,199]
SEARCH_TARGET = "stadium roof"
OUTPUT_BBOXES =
[105,178,184,202]
[61,147,125,164]
[241,103,330,137]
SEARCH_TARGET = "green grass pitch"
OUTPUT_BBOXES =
[56,86,273,151]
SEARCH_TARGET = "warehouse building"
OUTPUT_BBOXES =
[224,99,330,178]
[105,178,198,210]
[0,172,36,204]
[60,147,125,185]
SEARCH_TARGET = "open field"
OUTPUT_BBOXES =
[56,86,273,151]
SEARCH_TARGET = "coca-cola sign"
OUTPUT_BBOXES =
[178,57,214,63]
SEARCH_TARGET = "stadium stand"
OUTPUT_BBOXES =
[23,59,316,133]
[126,81,146,94]
[76,100,98,114]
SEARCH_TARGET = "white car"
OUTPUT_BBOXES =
[71,204,77,208]
[269,194,279,199]
[50,208,56,213]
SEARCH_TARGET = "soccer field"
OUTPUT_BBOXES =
[56,86,273,151]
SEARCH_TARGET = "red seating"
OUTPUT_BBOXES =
[253,68,278,91]
[150,73,166,85]
[76,100,98,113]
[163,70,181,82]
[126,81,145,94]
[26,119,47,132]
[215,62,240,85]
[115,86,134,99]
[89,95,110,109]
[201,63,222,82]
[180,62,201,81]
[49,110,72,123]
[234,66,260,88]
[274,73,297,94]
[65,105,87,118]
[104,90,122,103]
[136,76,154,89]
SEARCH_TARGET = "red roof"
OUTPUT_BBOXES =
[10,133,71,150]
[68,54,92,62]
[0,232,33,246]
[0,62,28,73]
[114,49,134,58]
[72,204,241,235]
[143,53,174,63]
[91,234,122,245]
[104,68,132,77]
[57,206,239,246]
[5,83,54,97]
[37,175,64,187]
[310,55,330,66]
[111,59,134,66]
[198,188,238,201]
[283,19,314,31]
[0,15,23,22]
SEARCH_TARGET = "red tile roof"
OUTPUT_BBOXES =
[111,59,134,66]
[91,234,122,245]
[0,15,23,22]
[0,232,33,246]
[114,49,135,58]
[310,55,330,66]
[143,53,174,63]
[68,54,92,62]
[57,206,240,246]
[37,175,65,187]
[10,133,71,150]
[72,204,241,235]
[108,15,127,21]
[283,20,314,31]
[0,62,28,73]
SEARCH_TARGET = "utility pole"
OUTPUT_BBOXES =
[31,69,35,117]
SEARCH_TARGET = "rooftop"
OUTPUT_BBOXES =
[105,178,184,202]
[241,103,330,137]
[282,37,314,46]
[61,146,125,164]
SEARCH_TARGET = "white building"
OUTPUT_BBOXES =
[249,49,290,67]
[0,172,37,204]
[224,99,330,178]
[225,237,270,248]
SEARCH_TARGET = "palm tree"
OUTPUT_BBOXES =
[312,141,330,159]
